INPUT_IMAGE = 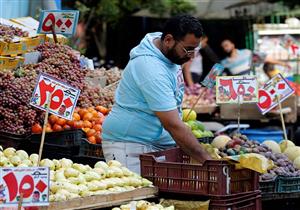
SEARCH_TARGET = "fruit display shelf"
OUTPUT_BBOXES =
[40,187,158,210]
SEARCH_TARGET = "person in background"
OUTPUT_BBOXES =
[221,39,290,76]
[102,15,211,174]
[183,35,219,87]
[263,63,281,79]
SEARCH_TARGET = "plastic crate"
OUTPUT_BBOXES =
[240,129,283,143]
[210,191,262,210]
[0,131,30,150]
[79,139,103,158]
[259,178,277,194]
[28,141,79,160]
[140,148,259,196]
[277,176,300,193]
[31,129,84,146]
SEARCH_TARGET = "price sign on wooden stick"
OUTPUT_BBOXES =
[30,73,80,164]
[216,76,258,133]
[37,10,79,36]
[257,74,294,140]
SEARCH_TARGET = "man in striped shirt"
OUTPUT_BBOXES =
[221,39,289,76]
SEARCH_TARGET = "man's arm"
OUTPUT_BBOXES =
[265,55,291,69]
[155,109,212,164]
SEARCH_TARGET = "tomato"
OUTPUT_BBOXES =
[32,124,42,134]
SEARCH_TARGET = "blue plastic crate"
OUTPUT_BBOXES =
[240,129,283,143]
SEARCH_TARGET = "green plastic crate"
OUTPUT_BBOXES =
[277,176,300,193]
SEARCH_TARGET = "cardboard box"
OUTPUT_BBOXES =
[0,56,24,70]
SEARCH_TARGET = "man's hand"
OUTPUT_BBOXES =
[155,109,212,164]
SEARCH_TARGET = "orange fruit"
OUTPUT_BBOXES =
[95,134,102,144]
[74,121,84,129]
[49,115,59,125]
[78,109,88,118]
[87,107,95,112]
[46,127,53,133]
[82,128,90,133]
[83,113,93,121]
[88,136,96,144]
[83,120,92,128]
[63,124,71,130]
[67,120,75,127]
[32,124,42,134]
[95,106,109,115]
[72,113,81,121]
[86,129,96,137]
[92,110,99,118]
[53,124,63,132]
[93,124,102,132]
[56,118,66,126]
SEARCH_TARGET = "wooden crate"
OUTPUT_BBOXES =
[41,187,158,210]
[220,95,297,123]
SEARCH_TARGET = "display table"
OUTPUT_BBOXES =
[41,187,158,210]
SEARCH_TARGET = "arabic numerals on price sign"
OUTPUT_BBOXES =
[3,172,34,201]
[257,73,294,115]
[30,73,80,120]
[0,167,49,206]
[217,76,258,104]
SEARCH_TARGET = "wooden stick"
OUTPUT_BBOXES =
[51,25,58,43]
[277,95,288,140]
[185,90,206,121]
[237,96,241,134]
[17,193,23,210]
[38,94,52,165]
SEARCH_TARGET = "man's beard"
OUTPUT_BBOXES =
[165,46,190,65]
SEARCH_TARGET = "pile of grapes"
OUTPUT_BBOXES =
[0,24,29,42]
[0,42,115,135]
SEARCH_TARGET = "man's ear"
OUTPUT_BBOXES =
[163,34,175,48]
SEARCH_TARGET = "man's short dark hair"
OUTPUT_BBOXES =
[161,14,203,41]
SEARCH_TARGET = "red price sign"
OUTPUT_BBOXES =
[0,167,49,207]
[37,10,79,36]
[216,76,258,104]
[257,74,294,115]
[30,73,80,120]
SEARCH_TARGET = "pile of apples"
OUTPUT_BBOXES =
[0,146,153,202]
[32,106,109,144]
